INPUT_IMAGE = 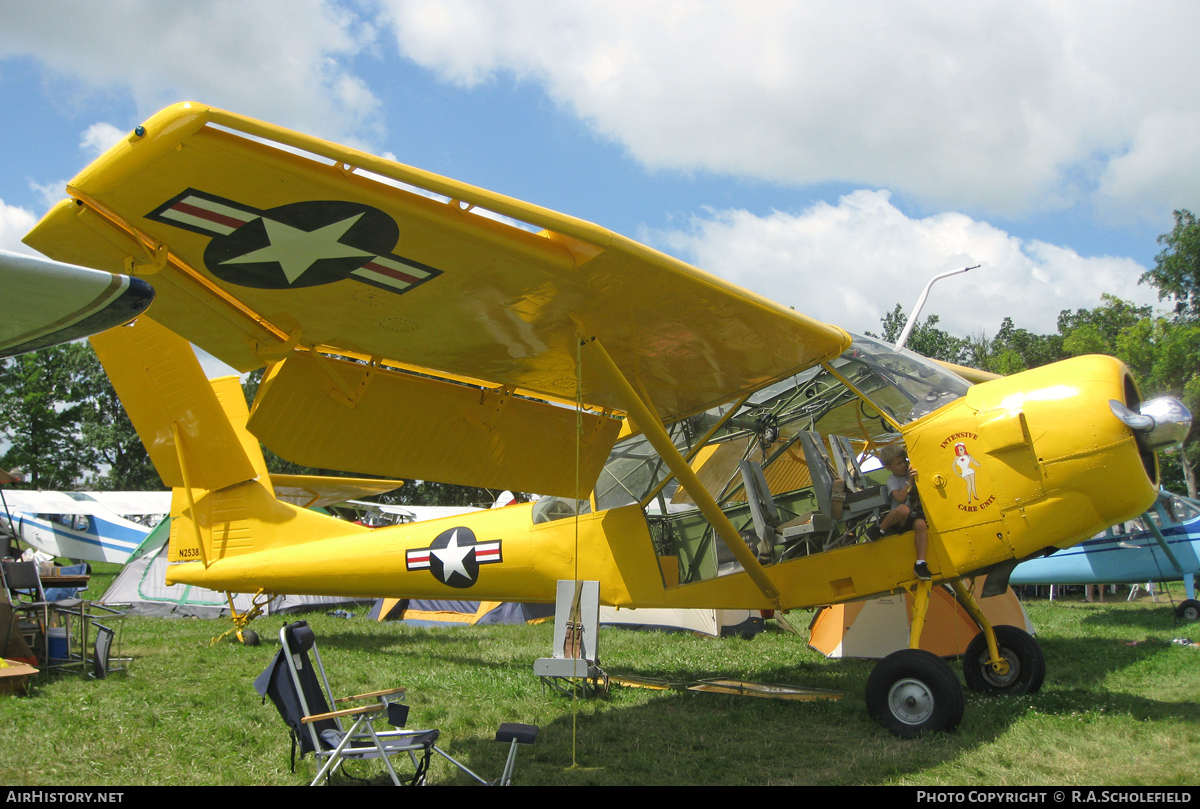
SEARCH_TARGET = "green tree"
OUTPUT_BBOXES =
[871,303,971,364]
[965,317,1066,375]
[76,345,161,490]
[0,343,159,490]
[1113,313,1200,497]
[1142,209,1200,318]
[1058,294,1152,357]
[1054,291,1197,497]
[375,481,504,508]
[0,344,98,488]
[1128,210,1200,497]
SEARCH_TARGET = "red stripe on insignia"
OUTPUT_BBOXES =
[173,202,251,230]
[362,261,419,284]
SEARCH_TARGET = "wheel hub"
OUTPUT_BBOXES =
[982,649,1019,687]
[888,677,935,725]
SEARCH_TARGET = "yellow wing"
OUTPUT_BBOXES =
[26,102,850,497]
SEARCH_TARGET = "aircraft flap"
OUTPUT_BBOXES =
[247,350,622,498]
[89,316,258,491]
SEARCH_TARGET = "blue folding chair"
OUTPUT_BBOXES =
[255,621,537,785]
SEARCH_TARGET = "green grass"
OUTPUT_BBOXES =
[1,583,1198,786]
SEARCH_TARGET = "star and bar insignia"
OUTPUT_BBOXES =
[405,527,502,589]
[146,189,441,295]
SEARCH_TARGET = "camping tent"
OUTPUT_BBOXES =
[100,520,371,617]
[807,581,1034,659]
[372,597,763,638]
[598,606,764,638]
[370,597,554,626]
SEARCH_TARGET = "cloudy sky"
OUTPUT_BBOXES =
[1,0,1197,343]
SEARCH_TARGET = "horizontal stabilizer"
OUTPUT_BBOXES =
[167,477,371,565]
[269,473,404,508]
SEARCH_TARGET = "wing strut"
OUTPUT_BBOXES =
[1144,511,1185,575]
[578,333,781,605]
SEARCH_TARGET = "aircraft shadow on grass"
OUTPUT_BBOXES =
[251,625,1198,785]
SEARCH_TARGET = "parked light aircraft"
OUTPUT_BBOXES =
[1011,490,1200,620]
[0,489,170,564]
[0,248,153,358]
[24,102,1192,736]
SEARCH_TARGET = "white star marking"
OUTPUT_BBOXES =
[222,213,372,283]
[432,529,474,584]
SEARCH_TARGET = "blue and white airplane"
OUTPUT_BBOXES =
[1011,490,1200,621]
[1,490,170,564]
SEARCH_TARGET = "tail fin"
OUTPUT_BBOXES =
[90,316,371,567]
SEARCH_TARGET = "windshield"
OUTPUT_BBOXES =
[534,334,975,585]
[535,335,971,525]
[833,334,970,425]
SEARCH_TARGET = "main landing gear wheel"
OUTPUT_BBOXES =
[866,649,964,738]
[1177,599,1200,622]
[962,625,1045,696]
[238,629,260,647]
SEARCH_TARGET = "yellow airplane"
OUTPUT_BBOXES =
[24,102,1191,737]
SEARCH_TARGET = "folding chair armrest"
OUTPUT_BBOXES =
[301,703,385,724]
[496,723,539,745]
[334,686,406,704]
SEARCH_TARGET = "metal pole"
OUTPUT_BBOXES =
[894,265,980,350]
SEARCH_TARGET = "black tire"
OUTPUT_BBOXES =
[1177,599,1200,622]
[240,629,260,647]
[962,625,1045,696]
[866,649,964,738]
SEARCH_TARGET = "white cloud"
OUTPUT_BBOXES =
[379,0,1200,218]
[0,0,380,142]
[0,199,38,255]
[79,123,126,160]
[27,180,69,214]
[652,190,1157,338]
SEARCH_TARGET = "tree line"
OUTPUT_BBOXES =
[2,211,1197,498]
[875,210,1198,497]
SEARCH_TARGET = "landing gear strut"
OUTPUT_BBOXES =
[865,577,1049,737]
[962,625,1045,695]
[211,590,271,647]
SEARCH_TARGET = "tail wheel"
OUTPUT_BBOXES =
[963,625,1045,696]
[1177,599,1200,622]
[866,649,964,738]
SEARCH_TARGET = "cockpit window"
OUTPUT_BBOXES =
[536,334,973,591]
[833,335,970,425]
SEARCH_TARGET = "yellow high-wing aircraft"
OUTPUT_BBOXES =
[24,102,1190,737]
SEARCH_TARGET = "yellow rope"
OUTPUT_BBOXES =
[571,330,583,768]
